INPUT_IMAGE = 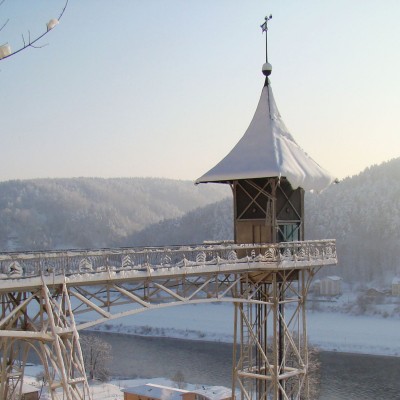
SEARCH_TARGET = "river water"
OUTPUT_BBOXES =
[84,332,400,400]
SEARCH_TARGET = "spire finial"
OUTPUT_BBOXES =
[261,15,272,77]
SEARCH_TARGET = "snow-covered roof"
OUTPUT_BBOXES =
[15,382,40,394]
[121,383,232,400]
[187,386,232,400]
[392,277,400,284]
[325,275,342,281]
[122,384,187,400]
[196,82,334,191]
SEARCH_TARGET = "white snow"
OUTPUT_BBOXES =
[307,311,400,356]
[325,275,342,281]
[196,83,333,191]
[23,371,232,400]
[122,383,188,400]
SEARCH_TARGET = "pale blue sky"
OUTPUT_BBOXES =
[1,1,399,182]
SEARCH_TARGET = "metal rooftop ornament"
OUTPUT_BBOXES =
[261,14,273,78]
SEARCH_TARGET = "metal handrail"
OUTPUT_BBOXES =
[0,240,336,280]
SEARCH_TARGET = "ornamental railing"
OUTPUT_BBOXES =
[0,239,336,280]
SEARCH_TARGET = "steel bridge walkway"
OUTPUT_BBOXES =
[0,240,337,400]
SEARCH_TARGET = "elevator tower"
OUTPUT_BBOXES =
[196,16,334,400]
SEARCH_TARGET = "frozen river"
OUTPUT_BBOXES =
[86,331,400,400]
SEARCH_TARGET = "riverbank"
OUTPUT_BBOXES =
[24,333,400,400]
[78,303,400,357]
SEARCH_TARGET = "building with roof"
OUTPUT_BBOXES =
[186,386,232,400]
[122,383,187,400]
[195,37,333,246]
[195,80,333,192]
[121,383,232,400]
[314,275,342,296]
[195,15,336,400]
[13,382,40,400]
[392,277,400,295]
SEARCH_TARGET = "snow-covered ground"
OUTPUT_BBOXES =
[79,302,400,357]
[307,311,400,355]
[23,302,400,399]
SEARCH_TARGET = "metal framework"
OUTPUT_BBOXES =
[233,268,318,400]
[0,240,336,400]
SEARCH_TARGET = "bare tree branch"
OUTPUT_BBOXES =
[0,1,9,35]
[81,334,112,382]
[0,0,69,61]
[0,18,9,33]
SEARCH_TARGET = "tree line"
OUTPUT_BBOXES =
[0,177,228,251]
[129,158,400,287]
[0,158,398,286]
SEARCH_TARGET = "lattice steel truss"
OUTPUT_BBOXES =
[233,267,319,400]
[0,241,336,400]
[0,279,90,400]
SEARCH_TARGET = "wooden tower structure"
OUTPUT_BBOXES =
[196,16,334,400]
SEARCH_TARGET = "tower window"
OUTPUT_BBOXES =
[278,224,300,242]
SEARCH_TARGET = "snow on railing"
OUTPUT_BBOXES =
[0,240,336,280]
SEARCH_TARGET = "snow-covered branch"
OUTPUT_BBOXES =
[0,0,68,60]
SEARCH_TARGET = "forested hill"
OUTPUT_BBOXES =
[306,157,400,285]
[1,158,399,285]
[0,177,229,251]
[125,198,233,247]
[128,158,400,285]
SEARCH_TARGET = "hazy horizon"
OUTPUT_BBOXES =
[0,155,396,184]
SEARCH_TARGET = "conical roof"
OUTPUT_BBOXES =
[195,82,334,191]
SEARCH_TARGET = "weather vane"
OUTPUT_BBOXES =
[261,15,273,77]
[260,14,272,33]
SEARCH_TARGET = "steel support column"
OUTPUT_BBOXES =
[0,280,91,400]
[234,267,317,400]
